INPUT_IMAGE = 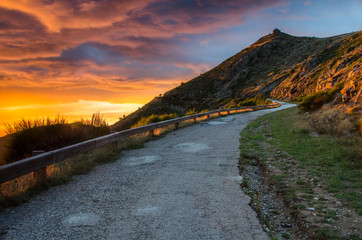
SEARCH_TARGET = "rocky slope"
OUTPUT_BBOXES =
[113,29,361,130]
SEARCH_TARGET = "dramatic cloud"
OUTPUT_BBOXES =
[0,0,288,97]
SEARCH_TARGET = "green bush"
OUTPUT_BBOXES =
[131,113,178,128]
[298,82,344,112]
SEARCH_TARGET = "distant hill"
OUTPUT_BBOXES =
[113,29,361,131]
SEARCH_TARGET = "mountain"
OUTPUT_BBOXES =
[113,29,361,130]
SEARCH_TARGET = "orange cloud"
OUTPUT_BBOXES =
[0,0,154,32]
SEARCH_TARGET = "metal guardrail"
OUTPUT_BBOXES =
[0,103,280,183]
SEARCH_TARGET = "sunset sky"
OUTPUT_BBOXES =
[0,0,361,135]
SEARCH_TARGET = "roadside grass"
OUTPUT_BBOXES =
[239,107,361,239]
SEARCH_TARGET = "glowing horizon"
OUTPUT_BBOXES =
[0,100,144,136]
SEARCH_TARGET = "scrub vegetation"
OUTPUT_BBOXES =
[1,113,109,165]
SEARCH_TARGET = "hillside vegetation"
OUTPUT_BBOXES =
[113,29,361,131]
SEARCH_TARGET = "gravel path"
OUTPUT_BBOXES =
[0,102,295,240]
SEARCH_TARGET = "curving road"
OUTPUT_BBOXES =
[0,102,295,240]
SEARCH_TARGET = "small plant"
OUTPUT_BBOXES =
[314,226,338,240]
[80,112,107,127]
[131,113,178,128]
[185,108,197,116]
[199,109,209,113]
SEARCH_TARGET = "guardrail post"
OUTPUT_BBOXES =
[111,140,118,149]
[110,131,118,149]
[147,129,155,137]
[192,118,197,124]
[227,111,230,115]
[207,115,210,119]
[174,122,179,129]
[32,150,46,183]
[218,112,221,117]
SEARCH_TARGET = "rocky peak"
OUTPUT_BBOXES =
[272,28,281,35]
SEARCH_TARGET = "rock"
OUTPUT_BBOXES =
[310,132,319,137]
[273,28,281,35]
[281,222,293,228]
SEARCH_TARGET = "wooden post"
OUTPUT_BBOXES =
[32,150,46,183]
[207,115,210,119]
[218,112,221,117]
[147,129,155,137]
[174,122,179,129]
[110,131,118,149]
[227,111,230,115]
[112,140,118,149]
[192,118,197,124]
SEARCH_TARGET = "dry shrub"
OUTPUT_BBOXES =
[298,82,344,112]
[307,108,358,136]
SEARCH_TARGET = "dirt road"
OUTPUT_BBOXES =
[0,102,295,240]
